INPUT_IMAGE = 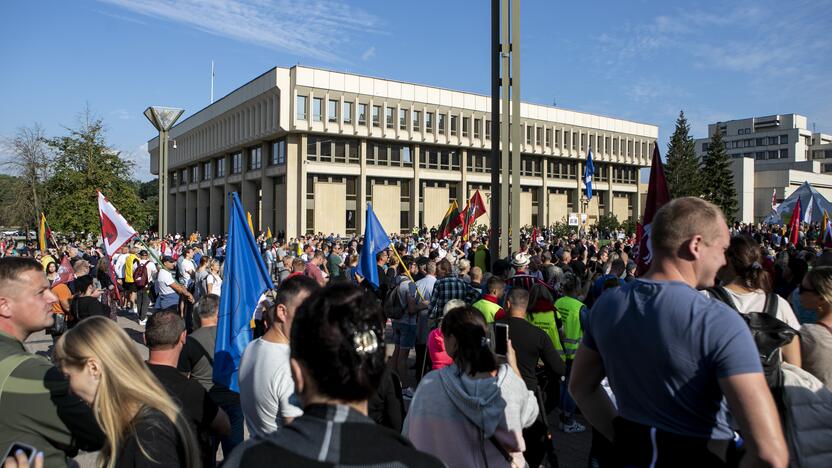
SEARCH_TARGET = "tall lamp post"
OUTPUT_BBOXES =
[144,106,184,237]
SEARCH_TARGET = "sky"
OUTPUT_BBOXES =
[1,0,831,181]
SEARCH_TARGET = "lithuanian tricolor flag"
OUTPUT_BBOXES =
[438,200,461,238]
[38,212,53,252]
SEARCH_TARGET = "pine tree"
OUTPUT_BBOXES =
[700,127,738,221]
[664,110,700,198]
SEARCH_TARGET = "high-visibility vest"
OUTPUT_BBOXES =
[527,310,566,361]
[473,298,502,323]
[474,247,489,272]
[555,295,585,361]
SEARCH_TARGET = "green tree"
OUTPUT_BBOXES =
[595,213,621,237]
[44,110,150,233]
[700,127,738,221]
[664,110,700,198]
[1,124,52,227]
[0,174,32,228]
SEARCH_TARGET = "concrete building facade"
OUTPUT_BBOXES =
[694,114,832,223]
[148,66,658,238]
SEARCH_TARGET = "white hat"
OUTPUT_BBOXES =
[512,252,530,268]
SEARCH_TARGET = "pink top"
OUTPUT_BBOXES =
[427,328,453,370]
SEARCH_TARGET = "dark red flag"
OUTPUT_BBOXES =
[788,198,801,247]
[51,255,75,287]
[636,145,671,276]
[457,190,488,240]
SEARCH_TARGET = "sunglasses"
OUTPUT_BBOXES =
[799,284,816,294]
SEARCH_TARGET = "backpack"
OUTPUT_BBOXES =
[383,278,408,320]
[133,261,149,288]
[707,286,799,389]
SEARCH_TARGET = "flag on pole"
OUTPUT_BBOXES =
[51,255,75,287]
[803,195,814,224]
[584,148,595,201]
[788,198,802,247]
[819,210,829,244]
[266,227,272,240]
[246,211,255,235]
[771,188,779,211]
[214,193,275,393]
[457,190,487,241]
[438,200,461,238]
[356,203,391,289]
[38,213,53,252]
[97,191,138,257]
[636,145,670,276]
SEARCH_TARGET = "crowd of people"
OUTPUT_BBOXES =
[2,197,832,467]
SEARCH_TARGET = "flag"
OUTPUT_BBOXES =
[788,198,801,246]
[803,195,814,224]
[636,145,670,276]
[51,255,75,287]
[247,211,255,235]
[214,193,275,392]
[438,200,461,238]
[819,210,829,244]
[38,213,53,252]
[771,188,779,211]
[266,227,272,239]
[355,203,391,288]
[97,191,137,257]
[458,190,487,241]
[584,148,595,201]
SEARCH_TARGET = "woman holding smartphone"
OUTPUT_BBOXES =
[404,305,538,467]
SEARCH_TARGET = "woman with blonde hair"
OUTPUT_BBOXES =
[55,316,200,468]
[799,266,832,389]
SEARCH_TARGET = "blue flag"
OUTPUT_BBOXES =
[355,203,391,289]
[214,192,275,392]
[584,148,595,201]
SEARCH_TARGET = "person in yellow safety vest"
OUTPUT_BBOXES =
[554,272,588,433]
[472,276,505,323]
[527,283,566,362]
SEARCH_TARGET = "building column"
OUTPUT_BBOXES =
[241,179,258,234]
[185,188,196,235]
[412,145,420,229]
[576,161,583,217]
[175,190,186,235]
[539,159,548,227]
[261,143,275,235]
[284,134,301,239]
[460,148,468,204]
[209,184,223,235]
[166,187,176,236]
[298,135,308,236]
[607,165,614,217]
[358,139,367,233]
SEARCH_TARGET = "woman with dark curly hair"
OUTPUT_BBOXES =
[226,282,442,468]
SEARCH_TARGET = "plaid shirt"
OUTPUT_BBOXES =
[428,276,480,320]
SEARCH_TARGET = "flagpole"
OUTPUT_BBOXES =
[388,244,425,302]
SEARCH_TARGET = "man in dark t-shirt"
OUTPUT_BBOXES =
[145,310,229,468]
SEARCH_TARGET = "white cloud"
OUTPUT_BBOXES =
[361,46,376,61]
[97,0,383,63]
[121,142,154,181]
[109,109,133,120]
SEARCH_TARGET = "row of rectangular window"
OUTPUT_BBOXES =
[702,135,789,152]
[172,139,288,184]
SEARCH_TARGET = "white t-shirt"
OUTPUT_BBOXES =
[703,288,801,330]
[205,273,222,298]
[238,339,303,437]
[113,253,127,279]
[178,258,196,284]
[156,268,176,296]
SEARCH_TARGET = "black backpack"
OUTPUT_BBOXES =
[707,286,799,389]
[383,278,408,320]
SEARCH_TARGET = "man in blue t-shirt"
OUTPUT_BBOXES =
[570,197,787,467]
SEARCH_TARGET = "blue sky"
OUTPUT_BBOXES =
[2,0,831,181]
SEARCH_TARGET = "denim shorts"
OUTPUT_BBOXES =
[393,321,417,349]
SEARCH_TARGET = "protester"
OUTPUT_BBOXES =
[227,283,443,467]
[799,266,832,389]
[472,276,505,323]
[570,197,788,466]
[55,316,200,467]
[389,257,421,396]
[427,258,479,321]
[405,305,538,467]
[204,259,222,297]
[0,257,103,467]
[555,272,587,433]
[238,275,317,438]
[145,310,230,468]
[155,256,194,312]
[70,275,109,323]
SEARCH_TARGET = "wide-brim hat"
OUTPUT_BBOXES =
[512,252,530,268]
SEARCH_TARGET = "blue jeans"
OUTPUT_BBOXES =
[218,401,244,458]
[559,360,577,423]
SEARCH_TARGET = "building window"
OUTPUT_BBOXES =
[426,112,434,133]
[216,158,225,177]
[231,152,242,174]
[450,115,458,136]
[203,161,212,180]
[271,139,286,165]
[779,148,788,159]
[296,95,308,120]
[372,105,381,127]
[485,120,491,140]
[462,117,470,138]
[328,99,338,123]
[438,114,446,135]
[474,118,481,139]
[249,147,262,170]
[358,103,367,125]
[536,127,543,146]
[343,101,353,124]
[780,134,789,145]
[312,98,323,122]
[413,110,421,132]
[396,108,406,131]
[191,166,198,183]
[526,125,533,145]
[386,107,394,129]
[545,128,552,148]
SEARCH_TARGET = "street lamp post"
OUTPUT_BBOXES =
[144,106,184,237]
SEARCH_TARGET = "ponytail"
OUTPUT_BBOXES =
[441,306,498,376]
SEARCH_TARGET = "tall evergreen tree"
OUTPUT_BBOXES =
[44,109,153,232]
[664,110,700,198]
[701,126,738,221]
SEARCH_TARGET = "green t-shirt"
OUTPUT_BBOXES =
[328,253,343,279]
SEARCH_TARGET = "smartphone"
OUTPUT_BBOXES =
[493,323,509,357]
[2,442,36,464]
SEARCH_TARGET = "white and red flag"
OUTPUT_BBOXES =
[457,190,488,241]
[51,255,75,287]
[636,145,670,276]
[771,188,779,211]
[97,191,137,257]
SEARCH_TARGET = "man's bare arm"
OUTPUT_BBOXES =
[569,345,617,441]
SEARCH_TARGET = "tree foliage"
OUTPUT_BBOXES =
[1,124,51,227]
[700,127,738,221]
[664,110,700,198]
[44,110,153,233]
